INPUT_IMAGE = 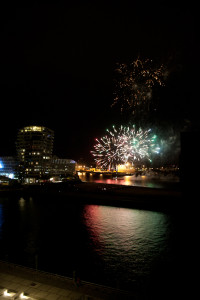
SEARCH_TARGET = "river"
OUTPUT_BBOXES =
[0,190,184,298]
[78,172,180,189]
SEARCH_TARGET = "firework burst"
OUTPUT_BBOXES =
[112,58,166,119]
[91,126,125,170]
[91,125,160,169]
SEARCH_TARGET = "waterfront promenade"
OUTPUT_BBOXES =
[0,261,135,300]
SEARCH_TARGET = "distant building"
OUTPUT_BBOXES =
[50,156,76,177]
[16,126,54,182]
[16,125,76,183]
[0,156,18,179]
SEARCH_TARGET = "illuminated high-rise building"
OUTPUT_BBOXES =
[16,126,54,182]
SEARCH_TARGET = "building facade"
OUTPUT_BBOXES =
[16,126,54,182]
[0,156,18,179]
[50,156,76,177]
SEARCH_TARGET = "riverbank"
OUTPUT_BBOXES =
[0,181,182,212]
[19,181,182,213]
[0,260,136,300]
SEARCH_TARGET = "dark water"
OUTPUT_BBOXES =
[0,193,184,296]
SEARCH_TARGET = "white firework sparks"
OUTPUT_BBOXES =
[91,125,160,169]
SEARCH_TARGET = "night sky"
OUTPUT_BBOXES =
[0,1,198,162]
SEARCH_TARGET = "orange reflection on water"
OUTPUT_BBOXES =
[79,173,150,187]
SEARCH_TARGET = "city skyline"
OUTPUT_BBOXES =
[0,2,198,162]
[0,125,76,182]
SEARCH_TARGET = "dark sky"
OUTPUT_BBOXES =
[0,1,198,161]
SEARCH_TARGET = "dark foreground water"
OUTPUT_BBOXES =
[0,192,185,296]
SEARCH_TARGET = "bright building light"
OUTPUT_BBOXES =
[20,292,30,299]
[3,290,9,296]
[24,126,43,132]
[3,289,16,297]
[8,173,14,179]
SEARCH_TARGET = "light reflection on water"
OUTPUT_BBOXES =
[78,173,180,189]
[0,195,176,292]
[19,197,26,210]
[0,204,3,237]
[83,205,173,287]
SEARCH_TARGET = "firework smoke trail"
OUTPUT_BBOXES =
[112,58,166,117]
[91,125,160,169]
